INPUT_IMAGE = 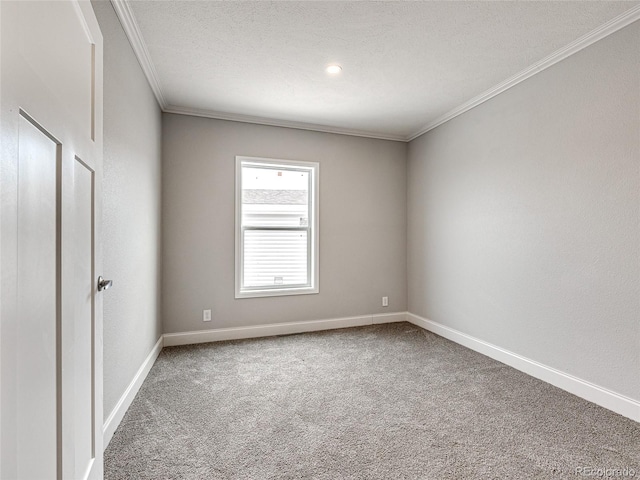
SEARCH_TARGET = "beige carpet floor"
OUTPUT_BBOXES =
[105,322,640,479]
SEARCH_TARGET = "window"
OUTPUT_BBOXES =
[235,156,319,298]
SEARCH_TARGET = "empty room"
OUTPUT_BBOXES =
[1,0,639,479]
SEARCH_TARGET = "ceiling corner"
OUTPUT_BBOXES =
[110,0,167,109]
[407,3,640,142]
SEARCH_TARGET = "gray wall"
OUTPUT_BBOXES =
[407,23,639,401]
[92,1,163,421]
[162,114,407,333]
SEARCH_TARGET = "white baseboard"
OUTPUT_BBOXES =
[406,312,640,423]
[163,312,406,347]
[103,336,164,449]
[372,312,406,324]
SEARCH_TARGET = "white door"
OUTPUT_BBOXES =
[1,1,104,479]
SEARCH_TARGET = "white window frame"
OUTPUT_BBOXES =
[235,156,319,299]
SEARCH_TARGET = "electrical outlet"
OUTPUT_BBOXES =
[203,309,212,322]
[382,296,389,307]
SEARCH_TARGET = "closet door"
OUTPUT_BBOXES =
[1,1,104,479]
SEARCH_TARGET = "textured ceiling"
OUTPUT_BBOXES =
[126,1,638,140]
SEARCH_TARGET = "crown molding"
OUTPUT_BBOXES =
[407,4,640,141]
[163,105,407,142]
[110,0,167,109]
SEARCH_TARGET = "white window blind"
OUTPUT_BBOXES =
[235,157,319,298]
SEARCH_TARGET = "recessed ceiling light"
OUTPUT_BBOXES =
[326,65,342,75]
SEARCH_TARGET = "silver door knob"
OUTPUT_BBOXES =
[97,276,113,292]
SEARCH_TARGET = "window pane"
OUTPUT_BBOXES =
[243,229,308,287]
[236,156,318,298]
[242,166,308,227]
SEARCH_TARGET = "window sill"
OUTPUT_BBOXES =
[235,286,319,299]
